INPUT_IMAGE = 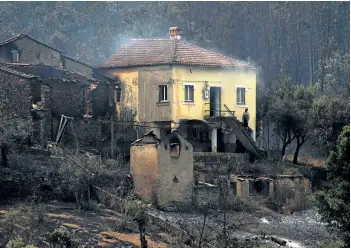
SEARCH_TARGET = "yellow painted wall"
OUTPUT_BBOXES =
[102,65,256,133]
[109,70,139,120]
[172,66,257,133]
[130,145,159,202]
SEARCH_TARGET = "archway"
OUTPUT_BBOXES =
[177,119,211,152]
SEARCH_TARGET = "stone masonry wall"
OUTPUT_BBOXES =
[0,71,32,120]
[0,37,62,67]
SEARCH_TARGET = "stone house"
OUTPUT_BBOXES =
[130,130,193,208]
[0,34,119,152]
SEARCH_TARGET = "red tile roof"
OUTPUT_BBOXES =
[100,39,256,69]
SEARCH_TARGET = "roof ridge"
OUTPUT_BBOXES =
[0,33,27,46]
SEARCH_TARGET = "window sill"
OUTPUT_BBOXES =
[235,104,247,108]
[157,101,170,106]
[183,101,195,105]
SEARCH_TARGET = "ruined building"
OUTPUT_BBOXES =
[0,34,119,152]
[130,131,193,207]
[97,27,263,159]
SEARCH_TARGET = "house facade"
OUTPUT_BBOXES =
[0,34,118,153]
[98,27,262,158]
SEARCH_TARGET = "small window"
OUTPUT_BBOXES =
[184,85,194,102]
[114,86,121,103]
[236,87,246,105]
[170,143,180,157]
[158,85,168,102]
[11,49,20,63]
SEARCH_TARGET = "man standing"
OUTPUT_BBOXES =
[242,108,250,130]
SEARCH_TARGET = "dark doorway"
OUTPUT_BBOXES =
[217,128,225,152]
[209,87,221,117]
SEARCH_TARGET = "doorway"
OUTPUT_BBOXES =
[209,87,221,117]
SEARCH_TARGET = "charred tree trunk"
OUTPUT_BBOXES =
[281,130,295,158]
[139,222,148,248]
[1,144,8,167]
[293,135,307,164]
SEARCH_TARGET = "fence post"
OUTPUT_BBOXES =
[111,119,114,159]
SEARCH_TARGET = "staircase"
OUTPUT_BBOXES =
[205,105,263,159]
[222,116,262,158]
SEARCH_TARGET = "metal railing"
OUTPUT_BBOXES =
[204,103,235,117]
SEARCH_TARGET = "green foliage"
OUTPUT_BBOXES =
[314,125,350,247]
[47,226,79,248]
[320,240,345,248]
[0,2,348,87]
[6,238,35,248]
[316,51,350,97]
[310,95,350,150]
[267,70,316,161]
[123,198,148,225]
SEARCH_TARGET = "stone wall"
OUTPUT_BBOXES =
[193,152,248,184]
[0,71,32,120]
[62,56,93,78]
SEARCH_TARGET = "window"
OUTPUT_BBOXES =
[170,136,180,157]
[236,87,246,105]
[170,143,180,157]
[114,86,121,103]
[11,49,20,63]
[158,85,168,102]
[184,85,194,102]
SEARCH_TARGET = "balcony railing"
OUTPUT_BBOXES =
[204,103,235,118]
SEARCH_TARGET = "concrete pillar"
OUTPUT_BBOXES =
[251,130,256,142]
[211,128,217,152]
[236,181,242,197]
[241,180,250,198]
[269,181,274,197]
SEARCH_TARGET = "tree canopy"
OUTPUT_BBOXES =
[314,125,350,247]
[0,2,349,86]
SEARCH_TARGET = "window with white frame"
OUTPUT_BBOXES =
[158,85,168,102]
[184,85,194,102]
[236,87,246,105]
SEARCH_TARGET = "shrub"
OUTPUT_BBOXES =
[6,238,35,248]
[265,183,310,213]
[320,240,344,248]
[47,226,79,248]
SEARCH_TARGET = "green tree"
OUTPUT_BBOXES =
[267,71,296,158]
[291,84,315,164]
[310,95,350,152]
[314,125,350,247]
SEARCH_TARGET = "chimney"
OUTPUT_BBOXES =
[169,27,181,40]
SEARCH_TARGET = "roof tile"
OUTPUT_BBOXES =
[101,39,255,69]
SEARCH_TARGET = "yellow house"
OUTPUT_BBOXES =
[97,27,261,158]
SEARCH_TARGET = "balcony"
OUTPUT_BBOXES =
[204,103,235,119]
